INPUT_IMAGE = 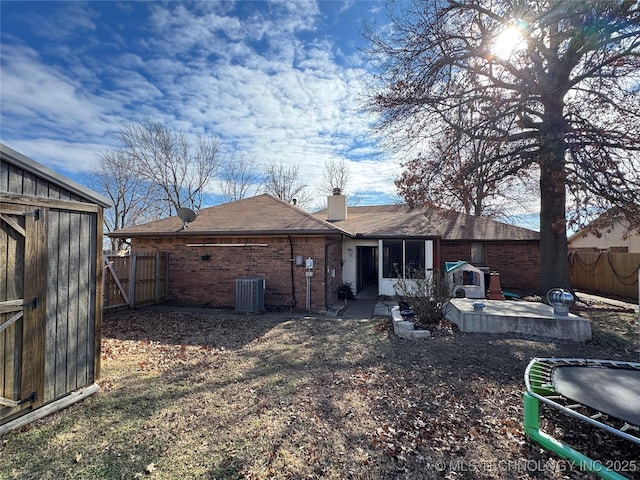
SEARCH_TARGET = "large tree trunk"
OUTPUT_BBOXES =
[537,102,572,294]
[538,166,571,294]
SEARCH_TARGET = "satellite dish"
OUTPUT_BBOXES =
[177,207,197,230]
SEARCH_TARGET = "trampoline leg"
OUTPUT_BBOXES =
[523,392,629,480]
[523,392,540,431]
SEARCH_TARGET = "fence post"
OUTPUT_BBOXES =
[128,254,137,309]
[165,253,169,301]
[155,253,161,304]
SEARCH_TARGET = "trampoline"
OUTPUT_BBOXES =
[524,358,640,480]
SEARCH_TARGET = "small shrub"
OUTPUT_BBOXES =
[591,329,632,349]
[393,270,451,325]
[335,282,356,300]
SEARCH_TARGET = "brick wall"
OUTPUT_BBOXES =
[484,242,539,293]
[131,235,335,311]
[439,242,471,266]
[440,241,539,294]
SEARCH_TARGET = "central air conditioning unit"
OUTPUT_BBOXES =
[235,278,265,313]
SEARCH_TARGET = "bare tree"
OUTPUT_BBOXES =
[118,118,220,215]
[319,158,351,196]
[262,161,312,209]
[366,0,640,293]
[313,158,363,210]
[218,154,263,203]
[86,150,164,252]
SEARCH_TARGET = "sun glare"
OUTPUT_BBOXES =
[492,26,527,60]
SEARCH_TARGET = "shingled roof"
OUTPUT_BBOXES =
[109,194,348,238]
[316,204,539,241]
[110,194,538,241]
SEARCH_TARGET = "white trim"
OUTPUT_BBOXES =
[378,239,435,297]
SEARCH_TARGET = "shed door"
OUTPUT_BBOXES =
[1,204,46,421]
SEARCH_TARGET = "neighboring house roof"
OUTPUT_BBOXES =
[109,194,349,238]
[316,204,539,241]
[1,143,112,208]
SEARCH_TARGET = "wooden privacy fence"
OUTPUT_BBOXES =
[103,253,168,310]
[568,251,640,301]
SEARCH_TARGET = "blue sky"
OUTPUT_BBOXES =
[1,0,539,228]
[1,1,402,205]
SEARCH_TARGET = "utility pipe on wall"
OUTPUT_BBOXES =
[305,257,313,312]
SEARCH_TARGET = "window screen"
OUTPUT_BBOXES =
[382,240,402,278]
[382,240,427,278]
[405,240,425,278]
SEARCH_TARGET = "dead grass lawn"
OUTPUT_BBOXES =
[1,306,639,480]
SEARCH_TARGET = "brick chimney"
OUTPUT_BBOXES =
[327,188,347,221]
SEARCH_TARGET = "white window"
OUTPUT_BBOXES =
[382,240,430,278]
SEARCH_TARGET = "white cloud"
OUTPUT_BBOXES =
[25,3,97,42]
[1,0,398,205]
[3,138,106,173]
[0,45,116,138]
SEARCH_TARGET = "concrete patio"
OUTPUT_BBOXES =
[445,298,593,342]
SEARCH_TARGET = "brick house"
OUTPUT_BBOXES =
[321,199,540,297]
[108,192,539,310]
[568,212,640,253]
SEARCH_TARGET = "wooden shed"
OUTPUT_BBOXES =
[1,143,110,433]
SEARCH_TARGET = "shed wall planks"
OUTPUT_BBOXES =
[1,159,90,203]
[64,210,77,396]
[76,213,90,388]
[44,209,60,402]
[93,208,102,380]
[20,209,47,410]
[21,171,37,197]
[0,213,25,411]
[0,161,8,191]
[51,208,70,400]
[0,216,6,400]
[90,210,99,380]
[44,209,98,403]
[1,155,105,426]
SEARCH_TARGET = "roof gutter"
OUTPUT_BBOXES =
[108,230,352,238]
[186,243,268,247]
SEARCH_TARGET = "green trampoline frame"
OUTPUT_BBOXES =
[524,357,640,480]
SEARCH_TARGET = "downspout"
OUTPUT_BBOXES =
[288,236,297,309]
